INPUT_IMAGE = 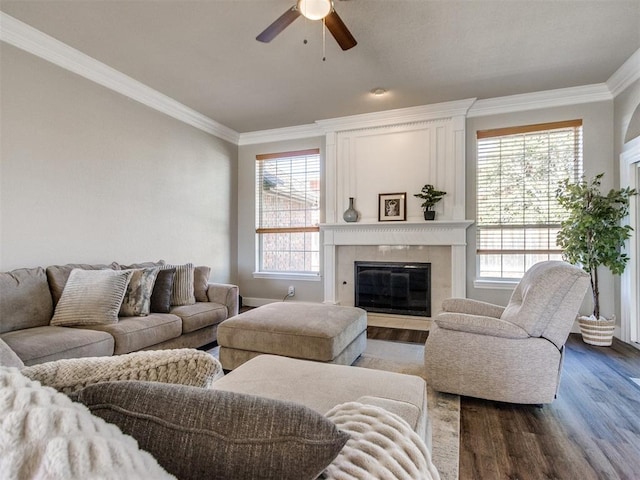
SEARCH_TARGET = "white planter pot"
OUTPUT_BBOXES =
[578,315,615,346]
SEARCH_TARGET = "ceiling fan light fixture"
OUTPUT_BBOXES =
[297,0,332,21]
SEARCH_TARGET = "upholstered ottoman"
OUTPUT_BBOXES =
[217,302,367,370]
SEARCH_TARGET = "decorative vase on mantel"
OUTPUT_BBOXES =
[424,210,436,221]
[343,197,359,223]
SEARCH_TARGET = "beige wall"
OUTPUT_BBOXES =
[0,44,238,282]
[465,101,615,316]
[237,137,324,304]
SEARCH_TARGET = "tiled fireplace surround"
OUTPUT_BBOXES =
[317,100,476,329]
[321,222,472,329]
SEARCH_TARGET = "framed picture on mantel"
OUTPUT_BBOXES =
[378,192,406,221]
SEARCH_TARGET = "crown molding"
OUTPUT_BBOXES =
[238,123,323,146]
[0,12,240,144]
[607,48,640,98]
[467,84,613,118]
[315,98,477,132]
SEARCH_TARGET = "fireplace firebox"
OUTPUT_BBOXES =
[354,261,431,317]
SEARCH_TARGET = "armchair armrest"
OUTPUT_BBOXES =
[206,283,239,317]
[21,348,223,395]
[435,312,529,339]
[441,298,506,318]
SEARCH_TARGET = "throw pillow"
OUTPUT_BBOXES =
[194,266,211,302]
[321,401,439,480]
[50,269,133,326]
[151,267,176,313]
[73,381,350,480]
[0,367,174,480]
[119,267,160,317]
[162,263,195,306]
[46,262,120,307]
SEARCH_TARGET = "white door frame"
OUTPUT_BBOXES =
[620,135,640,346]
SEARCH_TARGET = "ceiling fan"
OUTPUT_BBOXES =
[257,0,357,51]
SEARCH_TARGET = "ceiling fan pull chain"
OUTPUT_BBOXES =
[322,18,326,61]
[303,14,308,45]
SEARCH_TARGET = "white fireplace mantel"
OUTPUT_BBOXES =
[320,220,474,305]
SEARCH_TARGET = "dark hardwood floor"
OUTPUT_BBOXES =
[368,327,640,480]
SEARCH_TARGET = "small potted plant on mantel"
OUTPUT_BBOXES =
[556,173,637,346]
[414,184,447,220]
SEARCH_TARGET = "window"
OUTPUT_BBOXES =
[476,120,583,280]
[255,149,320,276]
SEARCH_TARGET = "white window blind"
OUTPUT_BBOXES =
[476,120,583,279]
[256,149,320,274]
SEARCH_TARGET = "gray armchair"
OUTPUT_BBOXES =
[424,261,590,404]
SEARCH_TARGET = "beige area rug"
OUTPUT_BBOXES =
[354,339,460,480]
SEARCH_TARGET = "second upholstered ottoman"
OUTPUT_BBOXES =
[217,302,367,370]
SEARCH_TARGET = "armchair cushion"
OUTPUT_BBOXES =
[435,313,530,339]
[441,298,505,318]
[21,348,222,394]
[73,380,350,480]
[501,261,590,343]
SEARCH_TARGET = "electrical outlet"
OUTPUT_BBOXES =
[287,286,295,297]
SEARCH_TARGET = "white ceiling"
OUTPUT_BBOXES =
[2,0,639,133]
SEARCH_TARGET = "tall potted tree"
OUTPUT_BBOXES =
[414,184,447,220]
[556,173,637,346]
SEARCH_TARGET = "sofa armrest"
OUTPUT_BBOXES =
[206,283,239,317]
[21,348,223,395]
[435,312,529,339]
[441,297,505,318]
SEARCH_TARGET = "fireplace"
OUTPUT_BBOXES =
[355,261,431,317]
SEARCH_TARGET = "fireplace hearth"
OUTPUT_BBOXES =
[355,261,431,317]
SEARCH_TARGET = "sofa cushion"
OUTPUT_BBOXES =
[73,380,349,480]
[162,263,196,306]
[85,314,182,354]
[0,267,53,333]
[194,266,211,302]
[170,302,228,334]
[150,268,176,313]
[50,269,133,326]
[0,367,174,480]
[0,326,114,366]
[46,262,120,306]
[120,267,160,317]
[118,260,166,269]
[0,338,24,368]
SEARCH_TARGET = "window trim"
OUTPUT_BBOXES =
[255,148,321,275]
[475,119,583,281]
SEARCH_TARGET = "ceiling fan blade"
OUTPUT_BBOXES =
[324,10,357,51]
[256,6,301,43]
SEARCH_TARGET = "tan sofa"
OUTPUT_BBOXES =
[0,262,238,366]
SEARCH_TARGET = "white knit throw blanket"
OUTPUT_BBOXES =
[21,349,223,395]
[0,367,175,480]
[323,402,441,480]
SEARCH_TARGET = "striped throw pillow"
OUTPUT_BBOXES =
[51,269,133,326]
[163,263,196,306]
